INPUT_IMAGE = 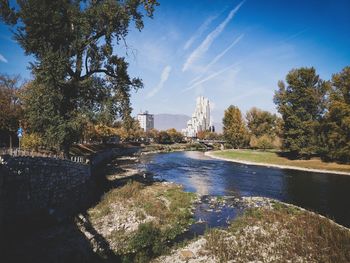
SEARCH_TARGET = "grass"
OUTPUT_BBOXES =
[87,180,196,262]
[212,149,350,173]
[205,204,350,262]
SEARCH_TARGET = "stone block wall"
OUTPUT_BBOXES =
[0,145,140,231]
[0,156,92,224]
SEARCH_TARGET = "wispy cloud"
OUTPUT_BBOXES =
[183,15,217,50]
[190,34,244,85]
[183,63,240,92]
[182,1,245,72]
[280,28,309,44]
[147,65,172,98]
[231,88,273,103]
[0,54,8,63]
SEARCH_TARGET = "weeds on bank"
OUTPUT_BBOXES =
[88,180,196,262]
[205,205,350,262]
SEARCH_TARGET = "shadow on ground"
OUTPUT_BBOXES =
[1,153,152,263]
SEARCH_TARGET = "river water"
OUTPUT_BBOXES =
[138,151,350,228]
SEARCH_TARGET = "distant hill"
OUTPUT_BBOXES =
[154,114,223,133]
[154,114,190,131]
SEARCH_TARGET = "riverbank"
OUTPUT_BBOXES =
[206,150,350,175]
[4,149,350,262]
[58,151,200,262]
[155,197,350,263]
[84,180,197,262]
[1,149,198,263]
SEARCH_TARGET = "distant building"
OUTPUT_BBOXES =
[137,111,154,132]
[182,96,214,137]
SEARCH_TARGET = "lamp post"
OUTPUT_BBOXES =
[17,127,23,150]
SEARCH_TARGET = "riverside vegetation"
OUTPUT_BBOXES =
[204,202,350,262]
[157,198,350,263]
[86,180,197,262]
[82,150,350,262]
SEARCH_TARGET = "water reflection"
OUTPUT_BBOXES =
[139,151,350,227]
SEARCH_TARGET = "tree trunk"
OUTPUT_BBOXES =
[62,143,70,159]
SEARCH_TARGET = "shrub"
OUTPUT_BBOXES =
[20,133,43,150]
[156,131,172,144]
[256,135,274,150]
[128,222,166,262]
[250,135,281,150]
[113,180,143,199]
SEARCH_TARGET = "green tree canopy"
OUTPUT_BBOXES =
[0,74,23,147]
[274,67,329,156]
[0,0,158,155]
[166,128,183,143]
[321,66,350,163]
[246,107,280,138]
[156,131,172,144]
[223,105,248,148]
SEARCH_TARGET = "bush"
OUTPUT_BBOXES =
[256,135,273,150]
[20,133,43,150]
[128,222,166,262]
[250,135,280,150]
[156,131,172,144]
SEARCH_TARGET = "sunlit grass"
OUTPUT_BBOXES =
[205,204,350,262]
[213,149,350,173]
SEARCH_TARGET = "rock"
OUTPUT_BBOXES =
[180,250,195,260]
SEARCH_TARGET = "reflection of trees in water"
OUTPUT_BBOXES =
[283,170,350,227]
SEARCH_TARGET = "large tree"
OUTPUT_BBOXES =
[0,74,23,147]
[321,66,350,163]
[274,67,329,156]
[0,0,157,156]
[223,105,248,148]
[246,107,280,138]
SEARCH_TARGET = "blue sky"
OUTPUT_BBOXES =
[1,0,350,124]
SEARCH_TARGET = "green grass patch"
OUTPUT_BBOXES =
[213,149,350,173]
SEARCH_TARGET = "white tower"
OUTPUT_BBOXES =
[182,96,213,137]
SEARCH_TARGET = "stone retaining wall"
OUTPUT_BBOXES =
[0,146,140,229]
[0,156,92,224]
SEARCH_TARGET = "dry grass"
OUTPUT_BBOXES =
[213,149,350,173]
[205,205,350,262]
[87,180,196,260]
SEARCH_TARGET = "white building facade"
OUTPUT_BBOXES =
[182,96,214,137]
[137,111,154,132]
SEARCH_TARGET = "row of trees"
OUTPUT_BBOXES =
[223,66,350,163]
[0,75,23,147]
[0,74,186,149]
[223,106,282,150]
[274,66,350,163]
[0,0,158,157]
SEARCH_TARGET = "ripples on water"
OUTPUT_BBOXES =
[139,151,350,228]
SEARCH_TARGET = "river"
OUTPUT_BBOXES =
[138,151,350,228]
